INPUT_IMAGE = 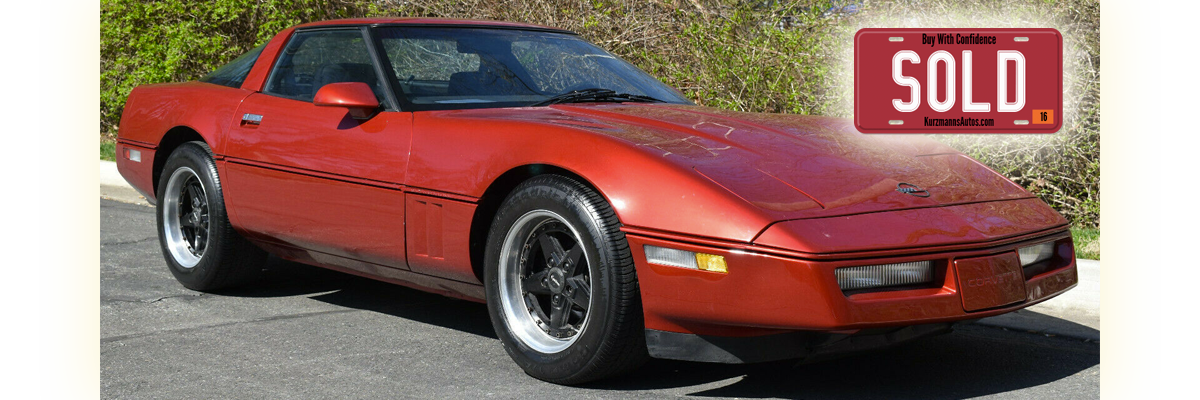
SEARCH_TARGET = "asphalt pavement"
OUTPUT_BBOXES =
[101,194,1099,399]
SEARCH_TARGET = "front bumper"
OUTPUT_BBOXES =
[624,227,1077,362]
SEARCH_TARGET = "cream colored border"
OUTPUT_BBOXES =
[1166,0,1195,393]
[1104,0,1161,393]
[39,0,100,396]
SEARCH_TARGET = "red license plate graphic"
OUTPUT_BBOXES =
[955,252,1026,312]
[854,28,1062,133]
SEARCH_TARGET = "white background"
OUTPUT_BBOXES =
[1166,0,1195,391]
[1,0,35,393]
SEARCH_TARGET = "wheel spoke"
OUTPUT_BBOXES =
[549,295,569,329]
[565,276,590,311]
[185,183,203,204]
[183,186,195,207]
[562,245,584,276]
[194,230,207,254]
[538,234,565,266]
[522,270,552,295]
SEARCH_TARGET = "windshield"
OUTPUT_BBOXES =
[374,27,692,110]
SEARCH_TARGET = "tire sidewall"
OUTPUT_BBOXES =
[484,178,621,381]
[155,143,231,290]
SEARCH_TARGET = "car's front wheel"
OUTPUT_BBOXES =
[156,141,265,291]
[484,175,647,384]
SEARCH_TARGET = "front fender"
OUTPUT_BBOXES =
[407,109,775,243]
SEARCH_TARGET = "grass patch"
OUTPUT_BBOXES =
[1071,227,1099,260]
[101,139,116,161]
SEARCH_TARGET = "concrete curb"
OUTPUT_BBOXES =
[100,160,149,206]
[1031,259,1100,322]
[98,159,1100,338]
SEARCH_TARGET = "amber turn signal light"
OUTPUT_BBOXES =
[694,253,727,273]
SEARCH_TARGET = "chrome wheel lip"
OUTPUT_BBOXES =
[162,167,207,268]
[498,210,594,354]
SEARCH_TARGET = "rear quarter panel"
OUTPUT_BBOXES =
[115,82,254,200]
[117,81,252,153]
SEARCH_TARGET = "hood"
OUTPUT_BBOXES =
[545,103,1033,221]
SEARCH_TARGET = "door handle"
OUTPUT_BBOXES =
[242,113,263,125]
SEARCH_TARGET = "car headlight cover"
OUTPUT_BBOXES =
[835,261,932,291]
[644,245,727,273]
[1018,242,1055,266]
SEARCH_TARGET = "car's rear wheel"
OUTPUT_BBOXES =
[156,141,265,291]
[485,175,647,385]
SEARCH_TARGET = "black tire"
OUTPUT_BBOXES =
[155,141,266,291]
[484,175,647,385]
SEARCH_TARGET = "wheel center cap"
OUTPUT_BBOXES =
[547,268,566,293]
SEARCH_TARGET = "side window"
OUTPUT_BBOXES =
[200,43,265,89]
[264,29,383,102]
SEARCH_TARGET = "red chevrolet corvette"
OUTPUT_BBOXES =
[116,18,1078,384]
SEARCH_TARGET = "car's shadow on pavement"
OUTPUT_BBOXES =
[217,256,498,339]
[585,321,1098,399]
[222,257,1099,399]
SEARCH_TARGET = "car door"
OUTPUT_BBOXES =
[223,27,412,270]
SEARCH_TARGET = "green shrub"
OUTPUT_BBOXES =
[100,0,375,136]
[100,139,116,162]
[1071,227,1100,260]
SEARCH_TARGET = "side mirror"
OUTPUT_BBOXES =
[313,82,380,120]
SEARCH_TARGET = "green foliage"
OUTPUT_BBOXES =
[100,139,116,162]
[100,0,1100,228]
[100,0,374,136]
[672,7,840,115]
[1071,227,1100,260]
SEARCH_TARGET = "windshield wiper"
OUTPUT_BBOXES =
[531,88,664,107]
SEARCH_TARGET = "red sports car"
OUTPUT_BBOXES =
[116,18,1078,384]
